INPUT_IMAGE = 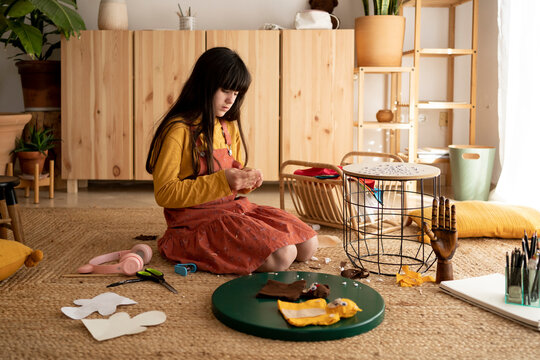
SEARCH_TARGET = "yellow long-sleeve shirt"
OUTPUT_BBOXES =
[152,118,243,208]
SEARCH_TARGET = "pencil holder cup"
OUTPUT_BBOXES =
[505,266,540,307]
[179,16,195,30]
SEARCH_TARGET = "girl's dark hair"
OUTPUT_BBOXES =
[146,47,252,175]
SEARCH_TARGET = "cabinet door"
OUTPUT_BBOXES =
[134,30,206,180]
[61,30,133,180]
[207,30,280,181]
[281,30,354,165]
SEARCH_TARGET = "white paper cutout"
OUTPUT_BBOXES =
[82,311,166,341]
[61,292,137,320]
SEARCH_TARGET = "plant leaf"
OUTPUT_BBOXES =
[7,0,34,17]
[362,0,369,16]
[5,19,42,58]
[381,0,390,15]
[28,0,85,39]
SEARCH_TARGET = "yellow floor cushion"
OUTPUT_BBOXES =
[0,239,43,281]
[408,201,540,239]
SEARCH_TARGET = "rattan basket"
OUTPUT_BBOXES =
[279,151,403,229]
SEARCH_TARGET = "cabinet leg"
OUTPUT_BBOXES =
[67,179,78,194]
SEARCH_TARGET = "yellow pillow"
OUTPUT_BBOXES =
[408,201,540,239]
[0,239,43,281]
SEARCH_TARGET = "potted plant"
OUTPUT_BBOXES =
[11,125,60,175]
[0,0,86,110]
[355,0,405,67]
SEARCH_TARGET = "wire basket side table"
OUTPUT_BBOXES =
[342,162,441,276]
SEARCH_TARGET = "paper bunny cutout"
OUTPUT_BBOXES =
[61,292,137,320]
[82,311,167,341]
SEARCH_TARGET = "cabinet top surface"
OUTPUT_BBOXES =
[343,162,440,180]
[402,0,472,7]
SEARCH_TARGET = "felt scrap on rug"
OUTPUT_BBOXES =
[278,298,361,327]
[82,311,166,341]
[61,292,137,319]
[317,235,341,248]
[396,265,435,287]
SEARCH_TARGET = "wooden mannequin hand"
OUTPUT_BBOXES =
[224,167,263,191]
[422,196,458,283]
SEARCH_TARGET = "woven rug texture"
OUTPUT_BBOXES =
[0,207,537,360]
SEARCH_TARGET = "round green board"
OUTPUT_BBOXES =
[212,271,385,341]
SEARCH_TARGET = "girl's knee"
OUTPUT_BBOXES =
[257,245,297,272]
[296,236,318,262]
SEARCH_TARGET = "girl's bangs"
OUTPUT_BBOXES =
[221,64,251,93]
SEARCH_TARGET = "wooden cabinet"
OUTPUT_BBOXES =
[62,29,354,185]
[61,31,133,180]
[133,30,205,180]
[207,30,280,181]
[281,30,354,164]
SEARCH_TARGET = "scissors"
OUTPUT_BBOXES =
[107,268,178,294]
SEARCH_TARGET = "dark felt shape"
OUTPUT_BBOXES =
[256,279,306,301]
[341,268,370,279]
[301,283,331,299]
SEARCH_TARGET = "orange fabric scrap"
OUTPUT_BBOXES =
[396,265,435,287]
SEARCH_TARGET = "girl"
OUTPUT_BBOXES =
[146,47,318,275]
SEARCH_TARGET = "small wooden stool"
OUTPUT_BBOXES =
[6,160,54,204]
[0,176,24,243]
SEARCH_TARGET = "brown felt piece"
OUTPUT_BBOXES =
[256,279,306,301]
[341,268,370,279]
[301,283,330,299]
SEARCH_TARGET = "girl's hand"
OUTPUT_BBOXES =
[224,168,263,191]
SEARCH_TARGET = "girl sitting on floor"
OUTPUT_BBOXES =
[146,47,318,275]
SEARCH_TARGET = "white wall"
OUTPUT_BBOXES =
[0,0,498,179]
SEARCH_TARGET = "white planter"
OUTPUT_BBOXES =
[98,0,128,30]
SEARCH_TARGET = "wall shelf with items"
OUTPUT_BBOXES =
[401,0,478,164]
[354,66,417,163]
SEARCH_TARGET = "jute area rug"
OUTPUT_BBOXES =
[1,207,537,360]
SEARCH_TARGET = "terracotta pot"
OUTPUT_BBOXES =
[17,150,48,175]
[376,110,394,122]
[0,113,32,175]
[16,60,61,111]
[355,16,405,67]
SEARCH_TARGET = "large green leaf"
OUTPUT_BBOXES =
[28,0,85,38]
[5,18,41,58]
[7,0,33,17]
[362,0,369,15]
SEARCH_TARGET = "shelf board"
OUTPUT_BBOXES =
[354,121,413,130]
[402,0,472,7]
[417,101,473,109]
[400,155,451,164]
[403,48,475,57]
[354,66,414,74]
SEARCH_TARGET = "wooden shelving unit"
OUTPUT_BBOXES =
[401,0,478,167]
[354,66,417,163]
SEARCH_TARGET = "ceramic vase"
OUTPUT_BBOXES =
[376,110,394,123]
[98,0,128,30]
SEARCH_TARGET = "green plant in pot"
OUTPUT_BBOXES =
[0,0,86,110]
[11,125,60,175]
[355,0,405,67]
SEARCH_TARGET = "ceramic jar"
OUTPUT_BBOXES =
[98,0,128,30]
[376,109,394,123]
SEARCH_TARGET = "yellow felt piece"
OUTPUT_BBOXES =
[0,239,43,281]
[277,298,361,327]
[408,201,540,240]
[396,265,435,287]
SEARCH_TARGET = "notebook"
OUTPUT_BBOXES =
[439,273,540,331]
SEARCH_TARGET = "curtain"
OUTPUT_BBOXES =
[490,0,540,210]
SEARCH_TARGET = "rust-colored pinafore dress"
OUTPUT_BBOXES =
[157,120,316,275]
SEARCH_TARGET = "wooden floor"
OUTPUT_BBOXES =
[14,180,452,210]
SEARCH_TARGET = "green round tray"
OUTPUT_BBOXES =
[212,271,385,341]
